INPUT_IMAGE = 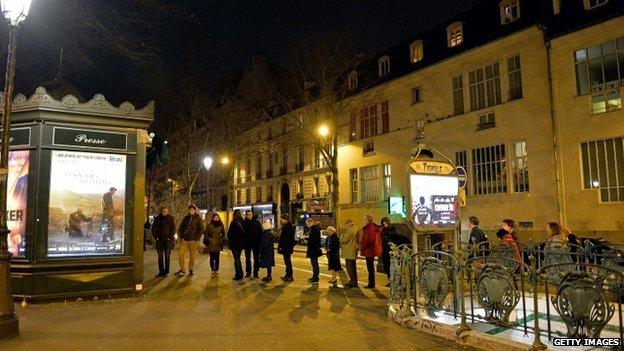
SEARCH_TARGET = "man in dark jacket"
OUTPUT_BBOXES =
[174,205,203,276]
[242,211,262,278]
[306,218,323,283]
[277,213,296,282]
[101,187,117,242]
[468,216,489,258]
[151,207,175,277]
[228,209,246,281]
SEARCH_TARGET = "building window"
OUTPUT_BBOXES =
[360,165,379,202]
[312,177,319,197]
[411,86,421,105]
[255,186,262,202]
[360,104,378,139]
[574,37,624,95]
[455,150,468,191]
[349,111,357,141]
[297,178,304,195]
[350,169,358,203]
[347,71,358,90]
[378,56,390,77]
[500,0,520,24]
[381,101,390,133]
[584,0,609,10]
[581,137,624,202]
[469,63,501,111]
[472,144,507,195]
[507,54,523,100]
[447,22,463,48]
[236,189,243,205]
[476,111,496,130]
[363,141,375,155]
[383,163,392,199]
[511,141,529,192]
[410,40,424,63]
[256,155,263,179]
[267,185,273,202]
[452,75,464,115]
[245,188,251,203]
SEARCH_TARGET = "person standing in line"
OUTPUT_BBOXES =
[151,206,175,278]
[259,220,276,283]
[360,215,381,289]
[501,219,519,242]
[340,219,359,288]
[306,218,323,283]
[204,213,225,278]
[325,226,341,287]
[277,213,296,282]
[243,211,262,279]
[380,217,397,286]
[227,209,246,281]
[174,205,204,277]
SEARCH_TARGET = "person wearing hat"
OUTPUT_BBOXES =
[340,219,359,288]
[325,226,341,287]
[174,204,204,276]
[277,213,296,282]
[259,220,276,282]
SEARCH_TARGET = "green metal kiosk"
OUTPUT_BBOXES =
[2,87,153,301]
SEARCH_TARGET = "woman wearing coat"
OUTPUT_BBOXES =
[306,218,323,283]
[325,226,341,287]
[204,213,225,277]
[259,220,276,282]
[340,219,359,288]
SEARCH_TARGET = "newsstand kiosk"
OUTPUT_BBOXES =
[3,87,153,301]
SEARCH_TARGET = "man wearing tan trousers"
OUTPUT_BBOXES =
[174,205,204,276]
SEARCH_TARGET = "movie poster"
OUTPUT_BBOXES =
[410,174,459,230]
[47,150,126,257]
[7,150,29,257]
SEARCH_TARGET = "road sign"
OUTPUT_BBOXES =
[456,166,467,189]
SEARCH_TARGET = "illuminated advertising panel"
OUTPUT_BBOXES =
[7,150,29,257]
[410,174,459,230]
[47,150,126,257]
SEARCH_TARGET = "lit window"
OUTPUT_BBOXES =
[347,71,358,90]
[574,37,624,95]
[383,164,392,199]
[447,22,463,48]
[360,166,379,202]
[350,169,358,203]
[378,56,390,77]
[584,0,608,10]
[511,141,529,193]
[500,0,521,24]
[410,40,424,63]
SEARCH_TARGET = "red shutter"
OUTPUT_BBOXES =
[381,101,389,133]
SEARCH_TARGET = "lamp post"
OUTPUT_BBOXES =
[202,156,213,171]
[0,0,31,339]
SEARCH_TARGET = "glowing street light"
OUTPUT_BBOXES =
[318,124,330,138]
[220,156,230,165]
[203,156,213,171]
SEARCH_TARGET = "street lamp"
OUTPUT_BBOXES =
[220,156,230,165]
[202,156,213,171]
[318,124,330,138]
[0,0,31,339]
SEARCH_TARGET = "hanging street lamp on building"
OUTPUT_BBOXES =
[0,0,32,339]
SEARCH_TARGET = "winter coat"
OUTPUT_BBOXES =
[204,221,225,253]
[227,219,246,251]
[500,233,523,272]
[340,226,359,260]
[278,222,296,255]
[259,229,275,268]
[327,234,342,271]
[381,226,398,254]
[306,224,323,258]
[151,214,176,241]
[178,214,203,241]
[243,218,263,249]
[360,222,382,258]
[469,226,488,246]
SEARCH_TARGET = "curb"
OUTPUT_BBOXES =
[387,304,543,351]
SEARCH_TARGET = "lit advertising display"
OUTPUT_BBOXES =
[7,150,29,257]
[47,150,126,257]
[410,174,459,229]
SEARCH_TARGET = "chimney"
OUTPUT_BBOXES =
[552,0,561,15]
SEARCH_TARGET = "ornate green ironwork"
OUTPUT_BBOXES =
[476,263,520,326]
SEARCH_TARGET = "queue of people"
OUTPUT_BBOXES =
[150,206,405,289]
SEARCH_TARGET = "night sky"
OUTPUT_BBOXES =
[1,0,479,127]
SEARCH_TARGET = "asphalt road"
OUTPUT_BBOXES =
[0,248,465,351]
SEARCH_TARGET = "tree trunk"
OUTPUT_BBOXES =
[331,131,340,229]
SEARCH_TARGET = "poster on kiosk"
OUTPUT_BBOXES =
[408,159,459,232]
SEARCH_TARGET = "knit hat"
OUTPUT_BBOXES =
[325,226,336,235]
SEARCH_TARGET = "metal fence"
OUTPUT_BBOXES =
[389,239,624,350]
